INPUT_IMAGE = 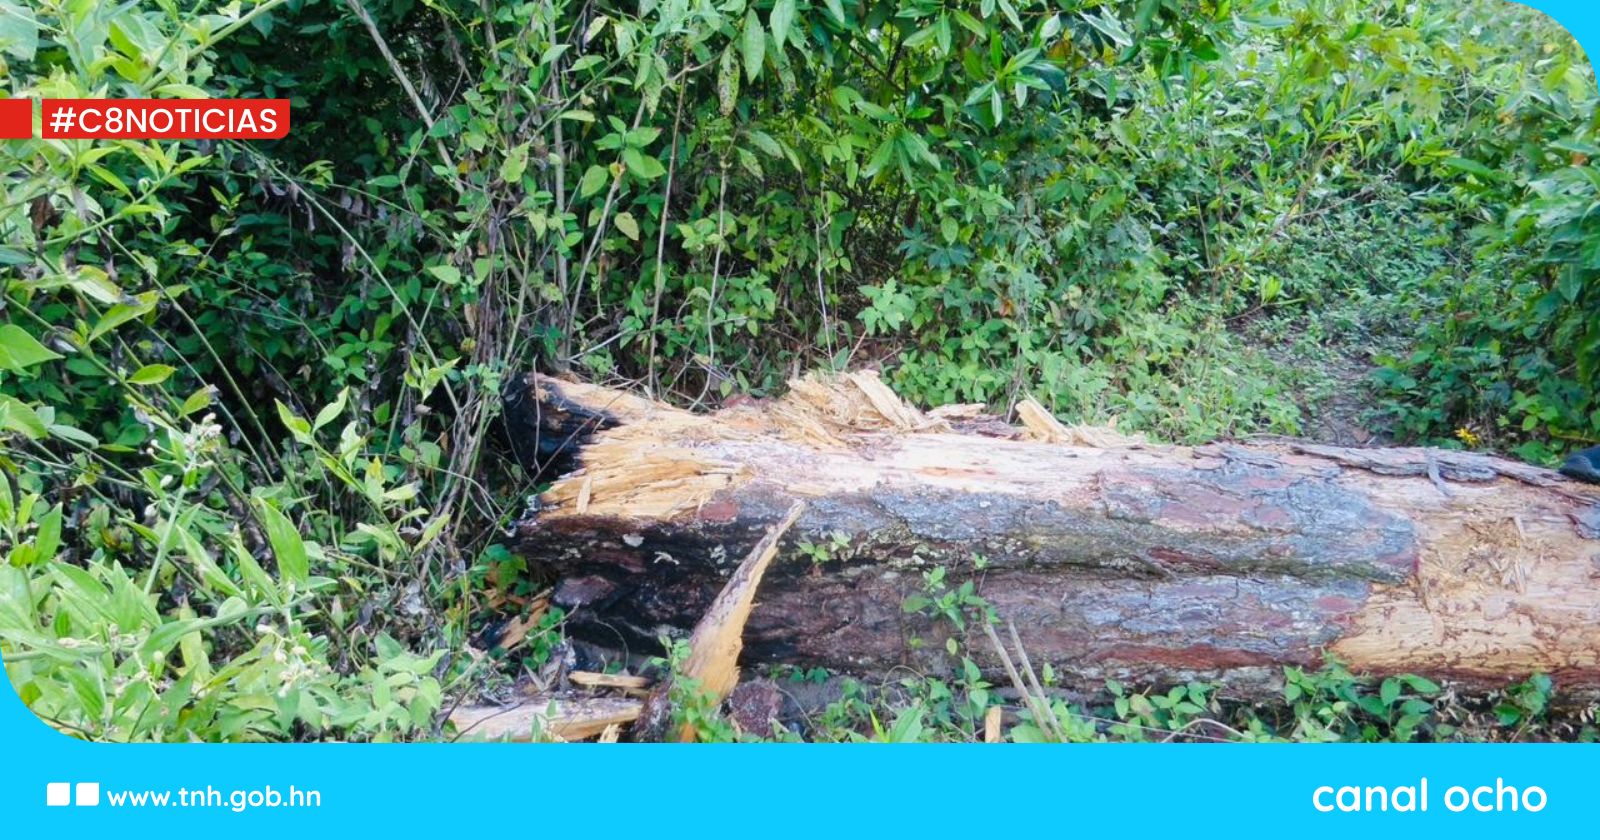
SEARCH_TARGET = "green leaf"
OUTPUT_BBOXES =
[275,400,313,444]
[89,291,158,341]
[1442,156,1496,179]
[426,265,462,285]
[47,422,97,447]
[771,0,796,50]
[154,83,208,99]
[864,135,896,176]
[749,130,784,158]
[1401,675,1440,695]
[33,504,62,563]
[68,267,124,305]
[622,147,666,180]
[313,389,348,432]
[624,126,662,148]
[87,164,131,197]
[1379,677,1400,706]
[579,164,609,198]
[180,387,213,417]
[256,499,309,588]
[716,42,741,117]
[614,212,640,241]
[173,519,242,599]
[0,470,12,530]
[142,618,204,661]
[0,324,62,372]
[0,0,39,60]
[127,364,176,386]
[1082,10,1132,47]
[229,543,282,608]
[1135,0,1162,31]
[824,0,845,24]
[742,10,766,82]
[0,394,47,439]
[500,142,529,183]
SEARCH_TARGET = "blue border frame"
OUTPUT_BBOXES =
[4,2,1598,835]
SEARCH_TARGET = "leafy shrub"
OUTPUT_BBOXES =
[1,0,1595,741]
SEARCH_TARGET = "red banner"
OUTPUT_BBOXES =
[0,99,31,139]
[39,99,290,140]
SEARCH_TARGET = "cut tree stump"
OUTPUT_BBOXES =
[506,372,1600,698]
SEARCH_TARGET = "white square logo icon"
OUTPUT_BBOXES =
[46,782,70,807]
[75,782,99,807]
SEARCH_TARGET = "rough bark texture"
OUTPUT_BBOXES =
[507,372,1600,698]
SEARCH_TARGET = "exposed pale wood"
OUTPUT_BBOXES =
[569,671,652,690]
[633,503,806,741]
[492,595,549,652]
[984,706,1003,743]
[450,695,641,742]
[509,372,1600,698]
[1016,396,1144,447]
[679,501,806,699]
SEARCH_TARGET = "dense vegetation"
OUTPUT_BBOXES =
[1,0,1596,741]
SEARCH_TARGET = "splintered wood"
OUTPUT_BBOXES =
[632,502,807,742]
[569,671,652,691]
[450,695,642,742]
[678,501,806,699]
[1015,397,1146,448]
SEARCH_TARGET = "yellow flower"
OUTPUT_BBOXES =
[1455,427,1480,448]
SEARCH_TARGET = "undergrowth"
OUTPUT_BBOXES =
[669,566,1592,744]
[1,0,1596,741]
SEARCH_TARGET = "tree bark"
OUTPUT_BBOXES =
[507,372,1600,698]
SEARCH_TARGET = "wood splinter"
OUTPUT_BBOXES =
[632,501,807,742]
[449,695,642,742]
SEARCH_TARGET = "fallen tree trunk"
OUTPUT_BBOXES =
[507,372,1600,698]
